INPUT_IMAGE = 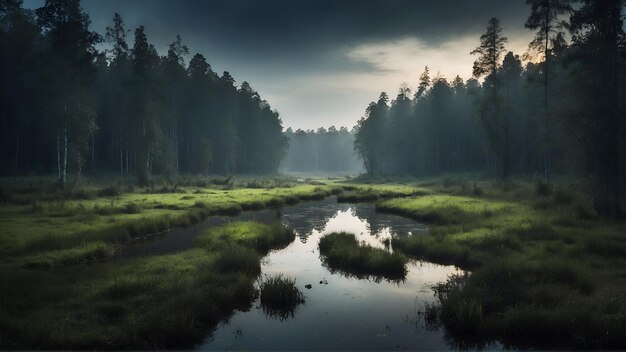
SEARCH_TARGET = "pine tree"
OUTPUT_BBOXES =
[471,17,509,180]
[36,0,100,189]
[525,0,572,182]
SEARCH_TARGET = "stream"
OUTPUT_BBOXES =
[114,196,482,350]
[172,197,466,350]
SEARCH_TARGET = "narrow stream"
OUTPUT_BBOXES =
[114,197,495,350]
[172,198,465,350]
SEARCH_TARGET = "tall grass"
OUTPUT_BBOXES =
[212,245,261,276]
[319,232,407,281]
[392,234,474,267]
[259,274,304,320]
[22,241,114,269]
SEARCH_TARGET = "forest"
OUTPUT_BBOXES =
[282,126,363,174]
[355,11,625,217]
[1,0,626,350]
[0,1,288,185]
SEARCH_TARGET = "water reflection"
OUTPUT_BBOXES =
[199,198,463,351]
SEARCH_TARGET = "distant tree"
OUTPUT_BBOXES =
[501,52,523,174]
[214,71,239,173]
[354,92,388,174]
[0,0,41,175]
[414,66,430,100]
[471,17,509,180]
[525,0,572,182]
[104,12,131,174]
[568,0,625,216]
[161,34,189,177]
[128,25,161,185]
[185,53,214,174]
[36,0,101,188]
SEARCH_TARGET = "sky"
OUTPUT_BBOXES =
[24,0,535,130]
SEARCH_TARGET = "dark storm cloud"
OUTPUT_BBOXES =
[75,0,529,73]
[23,0,533,129]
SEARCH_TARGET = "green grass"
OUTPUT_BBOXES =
[319,232,408,281]
[259,274,305,320]
[212,244,261,275]
[195,221,295,254]
[20,241,114,269]
[377,177,626,349]
[0,177,347,261]
[337,184,425,203]
[0,220,295,349]
[2,175,625,349]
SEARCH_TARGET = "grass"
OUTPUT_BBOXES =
[377,177,626,349]
[195,221,295,254]
[20,241,114,269]
[0,176,351,260]
[319,232,408,281]
[2,174,625,349]
[259,274,305,320]
[212,244,261,275]
[337,184,425,203]
[0,219,296,349]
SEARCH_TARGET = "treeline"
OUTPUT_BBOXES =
[0,0,287,186]
[282,127,363,174]
[355,0,625,216]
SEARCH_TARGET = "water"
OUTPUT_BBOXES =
[188,198,465,351]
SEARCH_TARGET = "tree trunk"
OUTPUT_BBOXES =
[62,123,68,189]
[543,22,550,183]
[91,134,95,166]
[57,129,61,189]
[120,134,123,174]
[14,130,19,175]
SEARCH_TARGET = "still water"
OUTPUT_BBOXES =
[192,198,464,350]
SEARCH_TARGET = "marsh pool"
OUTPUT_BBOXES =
[188,198,466,350]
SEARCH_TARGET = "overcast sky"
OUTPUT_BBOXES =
[24,0,535,130]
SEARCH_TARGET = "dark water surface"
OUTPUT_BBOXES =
[174,198,467,351]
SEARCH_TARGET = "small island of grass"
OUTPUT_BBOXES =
[318,232,408,281]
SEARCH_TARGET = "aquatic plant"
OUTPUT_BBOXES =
[259,274,305,320]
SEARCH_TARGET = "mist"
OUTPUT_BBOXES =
[1,0,626,350]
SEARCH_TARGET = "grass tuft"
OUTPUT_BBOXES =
[259,274,305,320]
